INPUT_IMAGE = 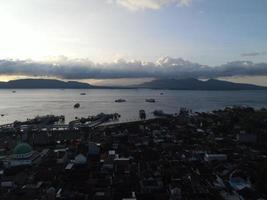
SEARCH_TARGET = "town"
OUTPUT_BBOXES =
[0,106,267,200]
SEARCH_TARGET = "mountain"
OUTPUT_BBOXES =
[0,78,266,90]
[0,79,95,89]
[137,78,267,90]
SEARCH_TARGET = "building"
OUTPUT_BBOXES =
[204,153,227,162]
[3,143,40,168]
[237,133,257,144]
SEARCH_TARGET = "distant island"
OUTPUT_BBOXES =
[0,79,95,89]
[0,78,266,90]
[137,78,267,90]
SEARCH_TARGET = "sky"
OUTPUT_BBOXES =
[0,0,267,85]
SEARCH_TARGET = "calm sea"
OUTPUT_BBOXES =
[0,89,267,125]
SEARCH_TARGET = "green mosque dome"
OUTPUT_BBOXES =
[13,143,32,155]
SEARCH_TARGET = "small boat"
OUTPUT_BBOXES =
[80,93,86,95]
[139,110,146,120]
[160,92,164,95]
[74,103,80,108]
[145,98,156,103]
[115,99,126,103]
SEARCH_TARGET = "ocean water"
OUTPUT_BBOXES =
[0,89,267,125]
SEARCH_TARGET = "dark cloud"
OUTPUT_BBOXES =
[0,57,267,79]
[241,52,267,57]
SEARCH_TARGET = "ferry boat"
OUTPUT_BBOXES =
[74,103,80,108]
[145,98,156,103]
[115,99,126,103]
[139,110,146,120]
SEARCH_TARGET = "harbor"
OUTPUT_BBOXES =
[1,0,267,199]
[0,106,267,199]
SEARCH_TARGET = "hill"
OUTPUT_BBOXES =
[0,78,266,90]
[0,79,94,89]
[137,78,267,90]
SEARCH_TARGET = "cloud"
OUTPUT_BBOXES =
[1,56,267,80]
[241,52,267,57]
[109,0,192,10]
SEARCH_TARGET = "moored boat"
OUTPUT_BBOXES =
[115,99,126,103]
[74,103,80,108]
[145,98,156,103]
[139,110,146,120]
